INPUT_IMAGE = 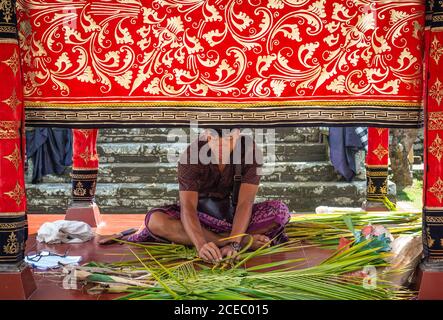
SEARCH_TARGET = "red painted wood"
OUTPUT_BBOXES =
[366,128,389,167]
[0,266,37,300]
[72,129,99,170]
[65,203,102,228]
[0,8,36,299]
[419,7,443,300]
[364,127,390,209]
[418,269,443,300]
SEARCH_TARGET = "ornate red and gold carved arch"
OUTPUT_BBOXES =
[6,0,443,299]
[16,0,425,128]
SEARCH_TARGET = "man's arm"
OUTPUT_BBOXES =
[229,183,259,244]
[179,190,222,262]
[179,191,206,249]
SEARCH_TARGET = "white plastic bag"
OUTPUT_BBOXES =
[37,220,95,244]
[382,235,422,286]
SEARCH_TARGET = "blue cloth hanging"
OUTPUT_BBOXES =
[26,128,73,183]
[328,127,365,182]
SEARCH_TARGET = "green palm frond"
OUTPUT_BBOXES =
[80,211,420,300]
[285,211,421,247]
[112,238,414,300]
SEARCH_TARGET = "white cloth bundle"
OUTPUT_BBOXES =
[37,220,95,244]
[315,206,365,214]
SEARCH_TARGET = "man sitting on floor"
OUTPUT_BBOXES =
[128,128,291,262]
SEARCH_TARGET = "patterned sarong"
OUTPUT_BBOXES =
[128,200,291,245]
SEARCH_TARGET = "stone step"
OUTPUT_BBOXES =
[412,163,424,179]
[25,181,366,214]
[96,142,328,163]
[259,181,366,213]
[96,127,322,144]
[29,161,342,184]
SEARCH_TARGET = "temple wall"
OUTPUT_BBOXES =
[25,127,367,214]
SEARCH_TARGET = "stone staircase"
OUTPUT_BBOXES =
[25,128,366,214]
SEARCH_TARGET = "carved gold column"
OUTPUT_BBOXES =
[418,0,443,300]
[65,129,101,227]
[0,0,36,299]
[363,127,392,211]
[71,129,99,203]
[65,129,100,227]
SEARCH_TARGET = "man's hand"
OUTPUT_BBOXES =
[198,242,222,263]
[220,244,240,262]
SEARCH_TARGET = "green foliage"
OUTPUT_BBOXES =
[114,240,413,300]
[285,211,421,248]
[397,179,423,209]
[81,212,420,300]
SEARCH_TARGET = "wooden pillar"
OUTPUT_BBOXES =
[65,129,101,227]
[418,0,443,300]
[362,127,392,211]
[0,0,36,299]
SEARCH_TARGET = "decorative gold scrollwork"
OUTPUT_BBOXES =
[430,134,443,162]
[367,177,377,195]
[73,181,87,197]
[379,180,388,195]
[4,182,25,206]
[372,144,389,162]
[430,78,443,107]
[2,88,20,112]
[1,49,19,77]
[3,232,20,255]
[3,143,21,170]
[427,227,435,248]
[429,178,443,203]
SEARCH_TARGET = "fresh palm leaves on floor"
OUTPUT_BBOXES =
[285,211,421,248]
[115,240,413,300]
[71,239,302,294]
[99,237,302,270]
[76,212,420,299]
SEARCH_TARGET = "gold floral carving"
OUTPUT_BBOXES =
[4,182,25,206]
[79,147,90,164]
[0,0,13,23]
[78,129,91,139]
[429,178,443,203]
[79,147,98,164]
[427,227,435,248]
[3,144,21,170]
[2,89,20,112]
[430,78,443,106]
[73,182,87,197]
[1,49,19,77]
[376,128,385,136]
[429,112,443,131]
[430,134,443,162]
[367,177,377,194]
[17,1,423,100]
[431,36,443,65]
[3,232,20,255]
[379,180,388,195]
[372,144,389,161]
[0,121,20,139]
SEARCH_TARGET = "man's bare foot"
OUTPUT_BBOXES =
[242,234,271,250]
